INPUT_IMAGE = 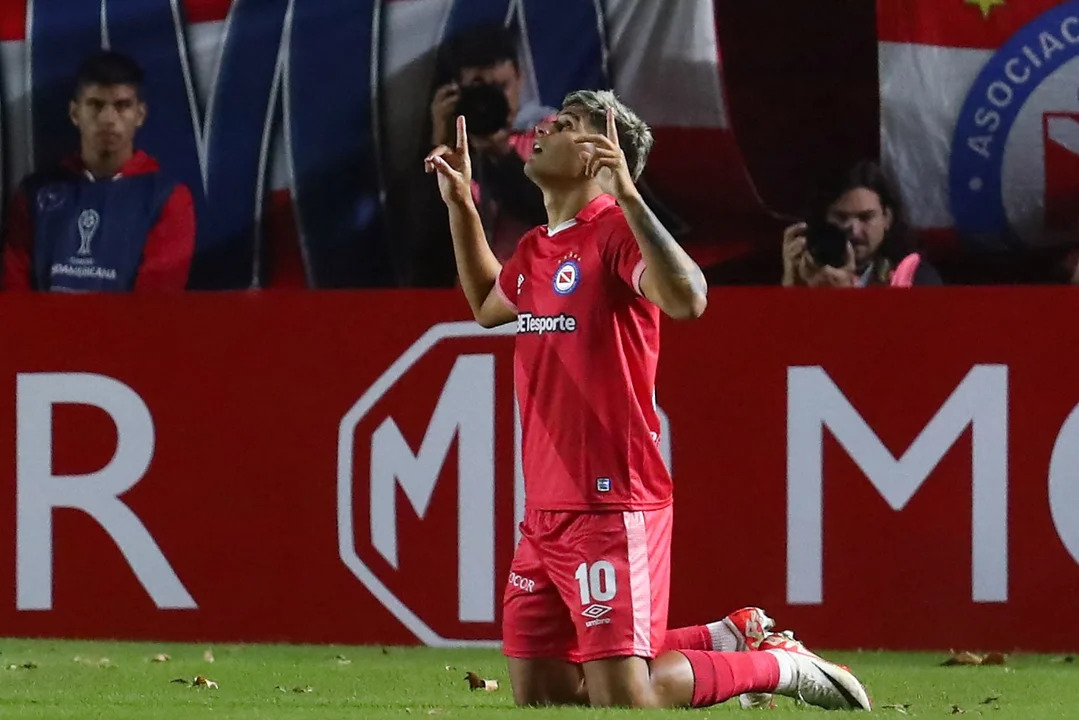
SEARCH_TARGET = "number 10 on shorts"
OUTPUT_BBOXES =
[574,561,617,605]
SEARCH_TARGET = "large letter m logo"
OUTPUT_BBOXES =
[786,365,1009,605]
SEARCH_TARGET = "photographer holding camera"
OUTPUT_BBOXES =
[782,161,941,288]
[393,23,553,287]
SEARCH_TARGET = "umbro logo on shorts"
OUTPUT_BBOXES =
[582,604,613,627]
[582,604,611,619]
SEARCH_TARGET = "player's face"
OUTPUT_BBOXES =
[826,187,892,269]
[70,83,145,158]
[525,107,593,184]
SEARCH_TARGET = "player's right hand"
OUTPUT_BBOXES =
[425,115,473,208]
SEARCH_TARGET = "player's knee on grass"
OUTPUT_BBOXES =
[647,651,696,707]
[582,656,659,708]
[582,653,695,708]
[507,658,588,706]
[511,681,587,707]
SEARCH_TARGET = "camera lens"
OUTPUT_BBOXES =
[805,222,850,268]
[455,84,510,137]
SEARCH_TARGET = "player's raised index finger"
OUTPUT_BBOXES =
[456,115,468,153]
[606,107,618,146]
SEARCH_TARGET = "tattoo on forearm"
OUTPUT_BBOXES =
[632,202,707,296]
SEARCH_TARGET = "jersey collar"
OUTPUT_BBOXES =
[542,193,617,235]
[575,193,618,223]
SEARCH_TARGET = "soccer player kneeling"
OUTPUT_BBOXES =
[426,89,870,711]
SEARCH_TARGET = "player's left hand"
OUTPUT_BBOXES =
[574,107,637,202]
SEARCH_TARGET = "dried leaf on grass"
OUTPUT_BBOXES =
[192,675,219,689]
[335,655,351,666]
[7,662,38,670]
[293,685,313,693]
[464,671,498,692]
[171,678,191,685]
[882,703,911,714]
[981,696,1001,705]
[941,651,1007,667]
[951,704,965,714]
[203,649,215,663]
[150,654,171,663]
[941,651,983,666]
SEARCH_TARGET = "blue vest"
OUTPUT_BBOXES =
[24,169,176,291]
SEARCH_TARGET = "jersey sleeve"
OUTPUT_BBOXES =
[494,237,528,312]
[602,219,646,295]
[134,183,195,291]
[1,188,34,291]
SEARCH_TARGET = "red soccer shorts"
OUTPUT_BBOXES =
[502,505,672,664]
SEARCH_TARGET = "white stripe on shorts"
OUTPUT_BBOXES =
[623,511,652,656]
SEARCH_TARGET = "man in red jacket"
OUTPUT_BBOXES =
[1,50,194,292]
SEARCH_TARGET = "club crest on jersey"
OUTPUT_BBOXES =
[949,3,1079,247]
[553,253,581,295]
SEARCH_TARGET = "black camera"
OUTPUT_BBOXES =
[804,221,851,268]
[455,83,510,137]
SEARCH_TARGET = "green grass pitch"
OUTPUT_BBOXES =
[0,639,1073,718]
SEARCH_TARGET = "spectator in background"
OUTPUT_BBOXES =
[391,23,552,286]
[781,160,940,287]
[1,50,194,292]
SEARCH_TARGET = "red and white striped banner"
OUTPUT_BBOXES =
[879,0,1079,251]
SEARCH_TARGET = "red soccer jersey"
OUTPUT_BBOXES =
[496,193,671,512]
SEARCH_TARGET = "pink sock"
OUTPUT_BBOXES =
[661,625,711,653]
[680,650,781,707]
